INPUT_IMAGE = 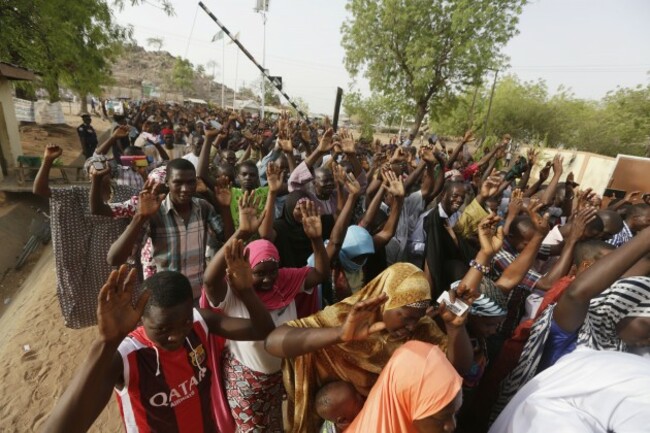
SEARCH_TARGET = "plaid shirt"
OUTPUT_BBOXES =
[606,221,633,248]
[146,195,223,298]
[114,166,145,190]
[492,240,542,336]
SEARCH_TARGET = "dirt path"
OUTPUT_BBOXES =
[0,246,121,432]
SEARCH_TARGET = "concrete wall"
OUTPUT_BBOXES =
[0,78,24,179]
[522,147,616,195]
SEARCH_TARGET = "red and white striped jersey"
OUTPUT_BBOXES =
[115,309,217,433]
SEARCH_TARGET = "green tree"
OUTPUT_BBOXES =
[171,58,195,95]
[1,0,170,103]
[431,74,650,157]
[344,91,404,140]
[251,77,281,106]
[113,0,175,15]
[341,0,526,135]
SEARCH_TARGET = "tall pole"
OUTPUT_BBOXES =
[198,1,310,121]
[261,0,267,119]
[233,48,239,108]
[221,37,225,107]
[481,69,499,145]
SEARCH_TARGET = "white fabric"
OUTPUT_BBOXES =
[182,153,200,171]
[490,348,650,433]
[543,224,564,246]
[522,290,545,323]
[218,284,308,374]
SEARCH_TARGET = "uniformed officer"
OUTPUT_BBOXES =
[77,114,98,158]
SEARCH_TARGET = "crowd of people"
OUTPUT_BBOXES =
[32,99,650,433]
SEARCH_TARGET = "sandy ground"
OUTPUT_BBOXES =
[0,110,122,432]
[0,247,122,432]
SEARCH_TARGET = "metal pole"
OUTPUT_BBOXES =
[261,0,267,119]
[221,37,225,108]
[198,1,309,121]
[481,69,499,145]
[233,49,239,108]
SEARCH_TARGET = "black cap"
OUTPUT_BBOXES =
[81,113,91,118]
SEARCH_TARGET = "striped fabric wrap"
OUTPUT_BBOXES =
[491,276,650,423]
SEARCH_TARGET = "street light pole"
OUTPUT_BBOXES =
[260,0,267,119]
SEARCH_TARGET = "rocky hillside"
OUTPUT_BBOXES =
[107,44,242,103]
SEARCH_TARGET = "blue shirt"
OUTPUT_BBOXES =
[539,319,578,372]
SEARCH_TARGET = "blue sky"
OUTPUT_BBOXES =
[114,0,650,114]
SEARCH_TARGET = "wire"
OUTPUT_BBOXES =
[184,4,200,59]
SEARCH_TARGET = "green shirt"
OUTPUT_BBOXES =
[230,186,269,230]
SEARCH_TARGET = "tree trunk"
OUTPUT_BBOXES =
[44,73,61,103]
[79,92,89,114]
[409,103,428,137]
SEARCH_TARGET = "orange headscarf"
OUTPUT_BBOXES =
[346,340,462,433]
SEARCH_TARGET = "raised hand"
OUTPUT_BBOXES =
[89,164,111,180]
[97,265,150,344]
[566,171,579,189]
[478,214,504,256]
[137,179,165,218]
[299,200,322,239]
[383,169,405,198]
[266,163,285,194]
[480,170,502,198]
[526,148,539,166]
[463,130,475,143]
[567,207,597,242]
[317,128,335,153]
[277,135,294,153]
[526,198,550,236]
[238,189,266,234]
[225,239,254,296]
[390,147,408,163]
[43,143,63,162]
[507,188,524,217]
[339,294,388,342]
[538,161,552,182]
[344,171,361,196]
[574,188,596,212]
[339,129,356,154]
[332,163,347,186]
[419,144,436,163]
[624,190,641,203]
[112,125,130,139]
[213,175,232,208]
[552,154,564,175]
[300,122,311,144]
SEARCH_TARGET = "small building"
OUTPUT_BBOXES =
[0,62,38,181]
[233,99,261,116]
[184,97,208,105]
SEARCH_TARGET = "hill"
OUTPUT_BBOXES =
[105,44,247,104]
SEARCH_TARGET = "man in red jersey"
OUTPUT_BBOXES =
[41,240,274,433]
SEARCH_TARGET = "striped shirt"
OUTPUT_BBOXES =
[116,310,216,433]
[146,195,223,299]
[606,221,633,248]
[492,240,542,337]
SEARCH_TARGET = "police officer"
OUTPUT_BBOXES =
[77,114,98,158]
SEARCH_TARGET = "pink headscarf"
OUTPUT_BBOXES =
[244,239,311,311]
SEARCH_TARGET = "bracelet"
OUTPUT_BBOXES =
[469,259,490,274]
